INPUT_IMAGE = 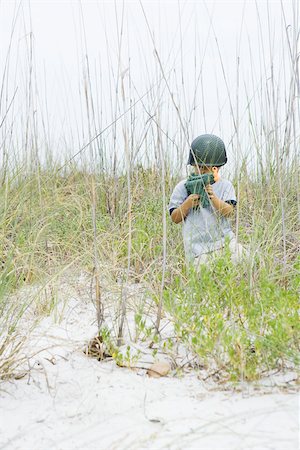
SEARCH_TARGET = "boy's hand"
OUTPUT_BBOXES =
[170,194,200,223]
[204,184,234,217]
[205,184,215,199]
[184,194,200,209]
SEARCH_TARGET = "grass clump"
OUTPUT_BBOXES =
[164,253,299,381]
[0,163,299,383]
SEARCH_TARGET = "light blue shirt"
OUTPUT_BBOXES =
[168,178,236,261]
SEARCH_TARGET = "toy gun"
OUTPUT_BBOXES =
[185,173,215,208]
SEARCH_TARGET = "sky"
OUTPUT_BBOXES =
[0,0,298,173]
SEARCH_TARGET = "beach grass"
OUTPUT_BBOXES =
[0,1,299,382]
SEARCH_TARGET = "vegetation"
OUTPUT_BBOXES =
[0,2,299,381]
[0,163,299,380]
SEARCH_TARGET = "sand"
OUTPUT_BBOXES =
[0,272,298,450]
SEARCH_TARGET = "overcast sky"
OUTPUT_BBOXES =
[0,0,298,171]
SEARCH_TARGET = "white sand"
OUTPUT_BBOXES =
[0,273,298,450]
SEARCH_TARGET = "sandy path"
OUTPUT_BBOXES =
[0,279,298,450]
[1,351,298,450]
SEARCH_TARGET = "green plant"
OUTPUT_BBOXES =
[163,254,299,381]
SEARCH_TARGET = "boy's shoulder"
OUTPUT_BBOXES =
[171,177,234,192]
[216,178,236,201]
[172,178,188,191]
[216,178,233,189]
[218,178,233,187]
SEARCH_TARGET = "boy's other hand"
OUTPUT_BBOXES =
[185,194,200,208]
[204,184,233,217]
[171,194,200,223]
[205,184,214,199]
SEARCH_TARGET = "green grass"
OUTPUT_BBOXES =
[0,164,298,381]
[163,253,299,381]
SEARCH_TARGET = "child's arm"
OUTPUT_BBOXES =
[205,184,234,217]
[171,194,199,223]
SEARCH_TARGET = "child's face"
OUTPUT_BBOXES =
[193,165,211,175]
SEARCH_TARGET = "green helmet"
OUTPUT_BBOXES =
[188,134,227,167]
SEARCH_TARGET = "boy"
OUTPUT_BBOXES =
[168,134,246,266]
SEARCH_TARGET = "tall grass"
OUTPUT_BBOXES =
[0,2,299,381]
